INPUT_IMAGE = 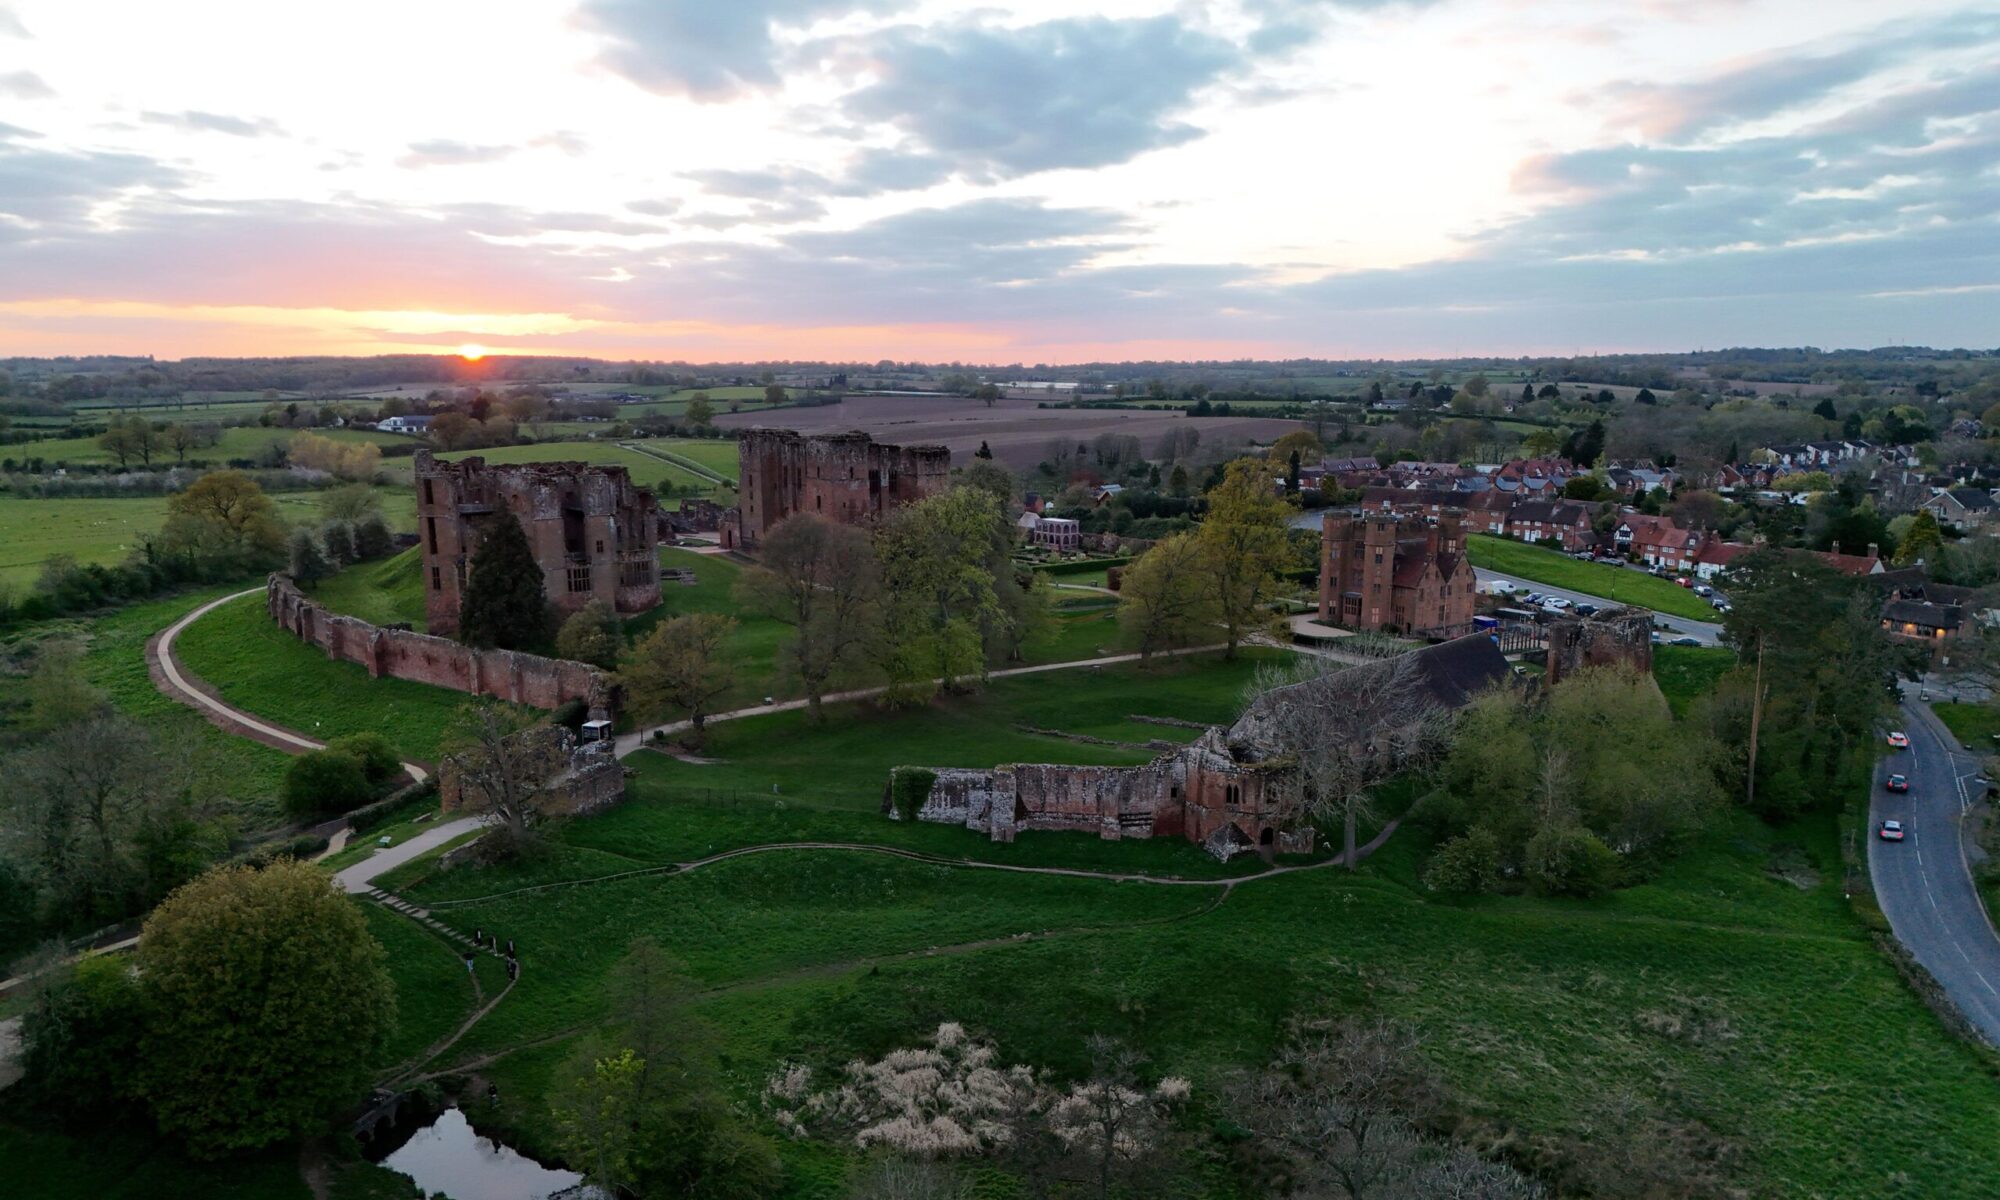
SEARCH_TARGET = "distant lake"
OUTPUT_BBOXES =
[380,1106,588,1200]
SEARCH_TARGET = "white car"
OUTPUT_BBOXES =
[1543,597,1572,610]
[1693,584,1713,597]
[1879,819,1906,842]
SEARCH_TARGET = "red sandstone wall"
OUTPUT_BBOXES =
[267,574,608,713]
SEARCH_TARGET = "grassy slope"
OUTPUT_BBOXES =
[1467,534,1717,620]
[0,486,415,588]
[171,591,474,764]
[0,585,295,829]
[308,547,428,629]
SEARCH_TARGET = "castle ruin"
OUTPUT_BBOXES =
[894,635,1513,860]
[721,428,951,550]
[1545,605,1655,685]
[414,450,660,637]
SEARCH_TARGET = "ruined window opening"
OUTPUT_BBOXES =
[567,567,590,594]
[815,495,822,511]
[422,478,434,506]
[431,566,441,591]
[596,539,604,554]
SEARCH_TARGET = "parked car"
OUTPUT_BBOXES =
[1573,603,1599,616]
[1668,636,1703,647]
[1544,597,1572,609]
[1693,584,1714,597]
[1649,630,1663,643]
[1886,774,1910,793]
[1879,819,1906,842]
[1675,576,1694,588]
[1709,595,1730,610]
[1887,731,1910,749]
[1596,554,1624,565]
[1571,550,1595,560]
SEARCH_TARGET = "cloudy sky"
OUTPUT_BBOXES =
[0,0,1995,362]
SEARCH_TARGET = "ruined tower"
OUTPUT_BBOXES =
[414,450,661,636]
[723,428,951,550]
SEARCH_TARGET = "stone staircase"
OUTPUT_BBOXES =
[363,888,504,959]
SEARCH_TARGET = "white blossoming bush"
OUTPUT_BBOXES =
[764,1023,1195,1162]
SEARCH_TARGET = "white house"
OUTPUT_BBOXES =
[376,414,434,434]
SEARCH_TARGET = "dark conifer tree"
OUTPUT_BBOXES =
[458,511,552,650]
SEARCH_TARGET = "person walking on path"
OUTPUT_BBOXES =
[462,949,475,975]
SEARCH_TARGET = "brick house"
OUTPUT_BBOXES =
[1506,500,1595,550]
[1921,487,1998,530]
[1319,510,1476,635]
[1616,514,1706,572]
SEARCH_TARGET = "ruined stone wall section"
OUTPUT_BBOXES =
[267,574,610,714]
[730,427,950,549]
[439,726,626,817]
[1546,606,1655,686]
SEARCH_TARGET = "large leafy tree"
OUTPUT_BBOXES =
[733,514,881,719]
[136,861,394,1157]
[159,469,288,572]
[458,510,552,650]
[622,612,738,746]
[1197,458,1291,658]
[1117,532,1216,657]
[877,486,1012,700]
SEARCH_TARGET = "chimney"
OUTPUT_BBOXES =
[1868,542,1879,561]
[1832,540,1841,557]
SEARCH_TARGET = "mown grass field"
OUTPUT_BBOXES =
[1467,534,1719,620]
[0,486,416,589]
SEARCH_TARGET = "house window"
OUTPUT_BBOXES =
[567,567,591,594]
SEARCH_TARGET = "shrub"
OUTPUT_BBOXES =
[1525,825,1620,898]
[282,749,372,816]
[888,767,937,821]
[1423,828,1502,895]
[324,733,402,788]
[353,513,394,560]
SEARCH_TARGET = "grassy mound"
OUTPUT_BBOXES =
[309,547,427,629]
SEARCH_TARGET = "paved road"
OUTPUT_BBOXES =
[1868,691,2000,1044]
[333,817,485,894]
[153,588,428,782]
[1469,567,1725,645]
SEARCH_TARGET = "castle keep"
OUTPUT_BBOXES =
[722,428,951,550]
[415,450,660,636]
[1319,509,1475,636]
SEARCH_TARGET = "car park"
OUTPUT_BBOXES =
[1887,731,1910,749]
[1879,819,1906,842]
[1886,773,1909,793]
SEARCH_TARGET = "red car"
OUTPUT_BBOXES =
[1880,820,1906,842]
[1886,774,1910,793]
[1887,731,1910,749]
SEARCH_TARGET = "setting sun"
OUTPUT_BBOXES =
[457,343,487,361]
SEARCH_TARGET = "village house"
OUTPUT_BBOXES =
[1920,487,1999,530]
[1507,500,1595,551]
[376,414,434,434]
[1616,513,1707,572]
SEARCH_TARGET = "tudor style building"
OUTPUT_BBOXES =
[1319,509,1476,635]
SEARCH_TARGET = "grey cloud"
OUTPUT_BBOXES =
[1606,9,2000,139]
[0,141,184,229]
[574,0,900,101]
[840,16,1240,174]
[0,69,53,100]
[397,139,516,168]
[626,197,682,217]
[0,6,28,37]
[685,165,832,197]
[531,130,589,156]
[833,147,952,194]
[140,110,283,137]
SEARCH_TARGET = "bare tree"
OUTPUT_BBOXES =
[1045,1036,1188,1200]
[734,514,881,719]
[1240,653,1453,867]
[441,703,556,857]
[845,1158,970,1200]
[1233,1020,1541,1200]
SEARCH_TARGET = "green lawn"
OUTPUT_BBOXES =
[0,487,416,589]
[171,590,479,764]
[1934,701,2000,750]
[1654,644,1737,716]
[308,547,429,629]
[647,437,739,480]
[1467,535,1718,620]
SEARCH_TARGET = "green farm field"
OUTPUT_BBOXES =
[1467,534,1719,620]
[4,425,401,469]
[425,440,723,495]
[0,487,415,589]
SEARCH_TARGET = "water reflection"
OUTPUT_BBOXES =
[380,1106,585,1200]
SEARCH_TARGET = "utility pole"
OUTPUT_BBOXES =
[1747,635,1766,809]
